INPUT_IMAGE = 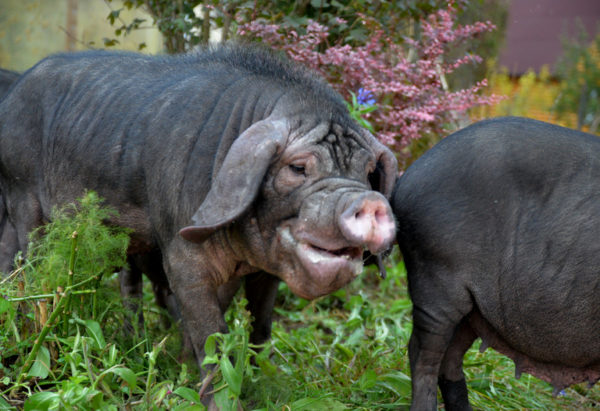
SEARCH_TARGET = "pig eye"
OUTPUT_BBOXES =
[289,164,306,175]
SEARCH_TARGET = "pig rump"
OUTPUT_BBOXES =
[393,117,600,410]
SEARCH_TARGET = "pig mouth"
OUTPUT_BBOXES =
[278,227,364,284]
[303,243,363,261]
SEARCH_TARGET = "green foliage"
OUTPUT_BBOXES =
[554,28,600,133]
[232,0,448,45]
[474,64,568,128]
[105,0,206,53]
[449,0,509,90]
[104,1,452,54]
[480,26,600,135]
[0,192,210,410]
[24,191,130,297]
[346,91,378,133]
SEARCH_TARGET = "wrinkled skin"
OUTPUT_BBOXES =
[0,67,280,346]
[393,117,600,411]
[0,45,397,402]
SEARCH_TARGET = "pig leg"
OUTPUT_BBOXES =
[6,192,43,255]
[216,272,279,345]
[162,241,228,381]
[0,194,19,275]
[120,253,183,335]
[407,264,473,411]
[0,215,19,275]
[119,264,144,335]
[438,318,477,411]
[217,276,242,313]
[125,252,197,359]
[245,272,279,345]
[134,252,181,329]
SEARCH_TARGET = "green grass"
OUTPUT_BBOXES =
[1,195,598,410]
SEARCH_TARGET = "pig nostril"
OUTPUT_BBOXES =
[355,211,363,219]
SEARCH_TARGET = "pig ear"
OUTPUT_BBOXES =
[365,131,398,199]
[179,119,288,243]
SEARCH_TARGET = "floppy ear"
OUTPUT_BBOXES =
[179,118,288,243]
[365,131,398,199]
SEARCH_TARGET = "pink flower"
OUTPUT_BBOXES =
[236,4,502,167]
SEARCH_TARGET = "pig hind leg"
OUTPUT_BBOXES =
[217,271,280,345]
[245,272,280,345]
[438,317,477,411]
[407,264,474,410]
[0,212,19,275]
[119,264,144,335]
[121,253,180,333]
[5,191,44,255]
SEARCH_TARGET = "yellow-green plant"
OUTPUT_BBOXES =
[474,63,563,125]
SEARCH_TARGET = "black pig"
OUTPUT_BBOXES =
[0,45,397,404]
[0,66,279,347]
[393,117,600,410]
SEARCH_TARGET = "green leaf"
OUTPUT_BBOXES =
[255,353,278,377]
[289,397,347,410]
[107,367,137,391]
[0,297,12,315]
[0,395,12,410]
[107,9,121,25]
[334,343,353,360]
[27,346,51,379]
[357,369,377,390]
[204,334,217,357]
[87,391,106,410]
[107,344,118,366]
[214,388,237,411]
[311,0,329,7]
[172,404,204,411]
[75,319,105,350]
[376,371,412,397]
[202,334,219,367]
[220,356,242,396]
[172,387,201,404]
[24,391,60,410]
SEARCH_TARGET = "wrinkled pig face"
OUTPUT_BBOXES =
[179,116,397,299]
[257,122,396,298]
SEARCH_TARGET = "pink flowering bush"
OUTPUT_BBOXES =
[237,4,503,164]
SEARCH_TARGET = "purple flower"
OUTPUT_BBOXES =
[357,88,376,106]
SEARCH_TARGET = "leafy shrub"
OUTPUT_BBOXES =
[105,2,503,167]
[0,193,188,409]
[554,30,600,133]
[475,65,563,124]
[236,3,503,166]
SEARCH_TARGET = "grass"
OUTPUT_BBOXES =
[1,194,599,410]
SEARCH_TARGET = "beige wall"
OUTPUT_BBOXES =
[0,0,163,71]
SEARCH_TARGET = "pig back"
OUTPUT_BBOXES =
[0,49,288,240]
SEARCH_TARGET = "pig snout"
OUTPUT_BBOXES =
[339,192,396,254]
